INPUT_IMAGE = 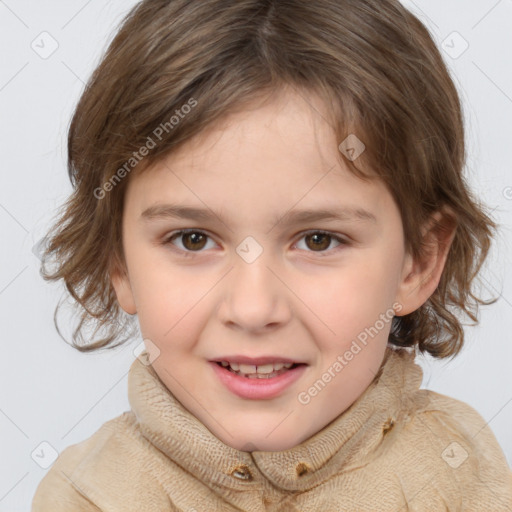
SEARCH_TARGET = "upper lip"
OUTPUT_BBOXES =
[210,355,306,366]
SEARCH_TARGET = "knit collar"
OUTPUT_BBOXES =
[128,345,423,494]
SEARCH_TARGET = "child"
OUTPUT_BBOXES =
[32,0,512,510]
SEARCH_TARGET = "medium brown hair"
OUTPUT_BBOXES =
[41,0,497,358]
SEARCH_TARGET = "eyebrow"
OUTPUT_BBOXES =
[140,203,377,227]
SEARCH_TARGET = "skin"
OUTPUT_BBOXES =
[111,87,455,451]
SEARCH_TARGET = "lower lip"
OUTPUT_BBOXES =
[209,362,307,400]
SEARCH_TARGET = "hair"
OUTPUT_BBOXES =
[41,0,497,358]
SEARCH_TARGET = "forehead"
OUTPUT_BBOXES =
[168,88,339,169]
[124,89,394,226]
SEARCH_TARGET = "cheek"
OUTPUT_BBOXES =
[129,257,212,347]
[348,243,403,302]
[297,256,399,342]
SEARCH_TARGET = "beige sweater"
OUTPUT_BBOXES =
[32,347,512,511]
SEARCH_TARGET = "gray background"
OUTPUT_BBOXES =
[0,0,511,509]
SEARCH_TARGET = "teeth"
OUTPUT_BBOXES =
[239,364,257,374]
[219,360,297,377]
[256,364,274,374]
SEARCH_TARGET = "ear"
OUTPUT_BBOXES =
[395,207,457,316]
[110,257,137,315]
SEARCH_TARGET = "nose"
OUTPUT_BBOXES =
[217,249,292,333]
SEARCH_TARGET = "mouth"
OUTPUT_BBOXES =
[210,359,308,399]
[214,360,305,379]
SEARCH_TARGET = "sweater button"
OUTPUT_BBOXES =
[296,461,312,477]
[230,464,253,481]
[382,417,395,435]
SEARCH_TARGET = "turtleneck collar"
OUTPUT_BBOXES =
[128,345,423,494]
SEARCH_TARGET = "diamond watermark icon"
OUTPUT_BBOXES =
[31,31,59,59]
[441,31,469,60]
[338,134,366,161]
[32,236,49,261]
[31,441,59,469]
[236,236,263,264]
[441,441,468,469]
[133,338,161,366]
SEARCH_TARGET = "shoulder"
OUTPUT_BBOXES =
[32,462,102,512]
[382,386,512,510]
[32,412,172,511]
[415,388,510,471]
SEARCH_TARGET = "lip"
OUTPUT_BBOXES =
[209,361,307,400]
[210,355,305,365]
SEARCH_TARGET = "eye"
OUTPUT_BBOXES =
[164,230,216,254]
[294,230,348,255]
[163,229,348,256]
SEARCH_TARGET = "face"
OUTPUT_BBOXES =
[112,88,421,451]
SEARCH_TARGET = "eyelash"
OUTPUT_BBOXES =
[162,229,349,258]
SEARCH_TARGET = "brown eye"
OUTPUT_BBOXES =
[295,231,347,255]
[304,233,331,251]
[166,230,213,252]
[182,232,207,250]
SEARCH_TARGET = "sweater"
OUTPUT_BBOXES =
[32,346,512,511]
